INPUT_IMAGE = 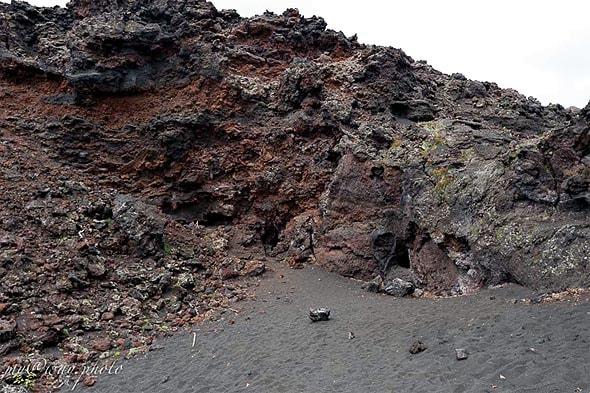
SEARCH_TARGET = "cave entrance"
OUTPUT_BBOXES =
[396,244,411,268]
[373,232,411,274]
[201,212,233,226]
[262,221,284,255]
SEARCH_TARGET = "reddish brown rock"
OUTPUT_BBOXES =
[83,376,96,387]
[314,155,403,279]
[87,262,107,278]
[90,339,112,352]
[410,235,459,293]
[0,319,16,343]
[221,268,239,281]
[241,261,266,277]
[101,312,115,321]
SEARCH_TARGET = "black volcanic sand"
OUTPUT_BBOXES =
[83,263,590,393]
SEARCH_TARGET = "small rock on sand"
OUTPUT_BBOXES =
[241,261,266,277]
[384,278,415,297]
[409,340,427,354]
[83,376,96,387]
[362,276,383,293]
[455,348,469,360]
[309,307,330,322]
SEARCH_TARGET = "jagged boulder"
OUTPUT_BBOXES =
[383,278,415,297]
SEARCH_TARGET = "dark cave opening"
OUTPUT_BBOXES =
[262,222,283,255]
[201,212,233,226]
[373,232,412,273]
[396,244,411,268]
[390,102,410,119]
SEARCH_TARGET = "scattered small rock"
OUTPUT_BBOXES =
[101,311,115,321]
[83,375,96,387]
[409,340,427,354]
[221,267,239,281]
[286,256,305,269]
[411,288,425,298]
[0,340,18,356]
[455,348,469,360]
[87,262,106,277]
[241,261,265,277]
[451,72,467,80]
[530,294,546,304]
[362,276,383,293]
[0,319,16,343]
[0,382,30,393]
[348,331,355,340]
[309,307,330,322]
[90,339,112,352]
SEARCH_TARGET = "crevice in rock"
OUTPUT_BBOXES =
[390,101,409,119]
[373,231,411,275]
[439,233,470,254]
[307,224,316,258]
[262,220,284,255]
[325,149,342,166]
[396,245,411,269]
[160,199,235,226]
[502,271,521,286]
[201,212,233,227]
[370,166,385,180]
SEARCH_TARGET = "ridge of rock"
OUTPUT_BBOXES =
[0,0,588,378]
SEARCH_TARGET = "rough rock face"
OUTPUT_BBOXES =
[0,0,588,375]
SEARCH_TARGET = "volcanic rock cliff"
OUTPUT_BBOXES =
[0,0,589,377]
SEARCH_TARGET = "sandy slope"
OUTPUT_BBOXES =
[83,262,590,393]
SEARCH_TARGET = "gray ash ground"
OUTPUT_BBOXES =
[83,262,590,393]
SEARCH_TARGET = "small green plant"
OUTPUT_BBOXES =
[508,149,520,160]
[495,226,506,240]
[203,234,228,254]
[163,241,173,256]
[140,319,153,332]
[418,122,446,161]
[432,167,453,194]
[421,141,437,159]
[418,120,441,132]
[390,134,402,149]
[433,131,445,145]
[14,372,37,389]
[128,348,139,356]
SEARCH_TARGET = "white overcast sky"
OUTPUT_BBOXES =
[3,0,590,108]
